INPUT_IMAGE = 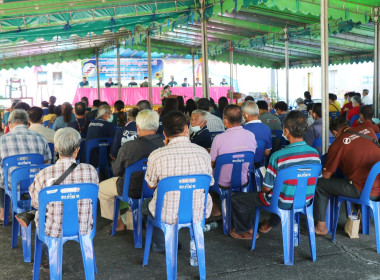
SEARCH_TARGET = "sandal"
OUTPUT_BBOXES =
[230,229,258,240]
[259,221,272,233]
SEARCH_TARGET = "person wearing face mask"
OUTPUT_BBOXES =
[230,111,320,239]
[167,75,177,87]
[85,104,115,168]
[128,77,138,87]
[189,109,211,149]
[140,77,149,87]
[304,103,334,156]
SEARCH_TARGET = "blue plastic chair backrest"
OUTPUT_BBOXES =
[301,110,309,117]
[312,137,335,148]
[210,131,223,142]
[85,137,113,164]
[268,164,322,211]
[43,120,49,127]
[154,175,212,224]
[376,133,380,141]
[121,158,153,200]
[214,151,254,190]
[359,161,380,201]
[48,143,55,164]
[10,164,50,211]
[3,154,45,189]
[255,140,266,163]
[329,111,340,120]
[37,183,99,239]
[350,114,360,126]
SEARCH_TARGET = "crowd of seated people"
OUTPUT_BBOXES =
[1,91,380,277]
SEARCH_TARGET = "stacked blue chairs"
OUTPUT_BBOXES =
[10,165,50,262]
[48,143,55,164]
[33,183,99,280]
[142,175,212,280]
[84,137,113,178]
[311,137,335,158]
[3,153,45,226]
[210,151,255,234]
[329,111,340,121]
[251,164,322,265]
[349,114,360,126]
[111,158,154,248]
[209,131,224,143]
[331,162,380,253]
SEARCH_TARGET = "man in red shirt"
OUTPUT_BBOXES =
[352,105,380,133]
[314,117,380,235]
[347,95,361,122]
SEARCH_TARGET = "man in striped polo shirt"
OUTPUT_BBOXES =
[230,110,321,239]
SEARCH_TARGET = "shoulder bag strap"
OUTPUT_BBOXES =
[344,130,380,148]
[53,163,78,185]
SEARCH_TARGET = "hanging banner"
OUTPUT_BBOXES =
[82,58,164,83]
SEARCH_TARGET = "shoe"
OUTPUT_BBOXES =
[41,262,49,274]
[15,211,35,228]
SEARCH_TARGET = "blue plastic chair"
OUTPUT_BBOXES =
[209,131,223,142]
[350,114,360,126]
[84,137,113,178]
[43,120,49,127]
[210,151,255,234]
[142,175,212,280]
[33,183,99,280]
[48,143,55,164]
[251,164,322,265]
[10,164,50,262]
[111,158,154,248]
[329,111,340,120]
[376,133,380,140]
[3,153,45,226]
[331,162,380,253]
[311,137,335,158]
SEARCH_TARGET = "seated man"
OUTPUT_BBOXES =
[197,98,225,132]
[110,108,139,160]
[347,95,361,122]
[167,75,177,87]
[41,101,49,116]
[105,78,115,88]
[230,111,320,239]
[67,102,89,138]
[28,106,55,144]
[20,128,99,238]
[257,100,282,132]
[352,105,380,132]
[140,77,149,88]
[304,103,333,155]
[273,101,288,127]
[220,78,228,86]
[79,76,89,87]
[86,99,101,121]
[0,109,52,223]
[295,97,307,111]
[98,110,164,232]
[189,109,211,149]
[361,89,372,105]
[242,101,272,164]
[329,93,341,113]
[143,111,213,251]
[314,117,380,235]
[181,78,190,87]
[136,100,152,110]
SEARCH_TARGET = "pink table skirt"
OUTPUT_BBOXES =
[73,87,233,106]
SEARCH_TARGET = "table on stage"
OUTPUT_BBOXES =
[72,87,232,106]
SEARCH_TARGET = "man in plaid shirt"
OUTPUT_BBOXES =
[28,127,99,238]
[0,109,51,223]
[144,111,214,251]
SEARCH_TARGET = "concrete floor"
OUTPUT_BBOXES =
[1,207,380,280]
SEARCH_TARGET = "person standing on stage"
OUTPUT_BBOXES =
[79,77,89,87]
[128,77,138,87]
[167,75,178,87]
[105,78,115,88]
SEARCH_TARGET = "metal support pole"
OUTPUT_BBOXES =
[116,39,122,100]
[200,0,209,99]
[374,10,379,118]
[321,0,329,154]
[192,50,196,99]
[147,29,153,104]
[229,42,234,104]
[284,28,290,105]
[96,49,100,101]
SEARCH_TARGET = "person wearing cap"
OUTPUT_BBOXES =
[79,77,89,87]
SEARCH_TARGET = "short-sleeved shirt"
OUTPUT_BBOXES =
[2,111,10,125]
[190,126,211,149]
[52,114,75,131]
[205,112,225,132]
[167,81,177,87]
[29,123,56,144]
[210,126,257,187]
[347,106,360,121]
[243,120,272,163]
[79,81,89,87]
[324,126,380,197]
[304,118,333,155]
[112,134,164,197]
[259,112,282,131]
[0,125,52,189]
[341,102,353,117]
[145,136,214,224]
[110,122,138,159]
[260,141,320,209]
[128,82,138,87]
[276,113,286,127]
[329,101,341,112]
[67,118,89,138]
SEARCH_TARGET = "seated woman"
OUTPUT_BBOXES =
[112,100,126,127]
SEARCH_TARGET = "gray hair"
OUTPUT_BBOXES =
[136,109,159,131]
[352,95,361,106]
[241,101,259,116]
[54,127,81,157]
[97,105,111,118]
[296,97,304,105]
[191,109,207,120]
[136,100,152,110]
[8,109,29,125]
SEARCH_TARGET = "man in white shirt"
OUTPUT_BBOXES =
[28,106,55,144]
[196,98,225,132]
[361,89,372,105]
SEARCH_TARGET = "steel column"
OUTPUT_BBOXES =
[374,9,379,118]
[96,48,100,101]
[147,29,153,104]
[192,50,196,99]
[116,39,121,100]
[284,28,290,105]
[229,42,234,104]
[200,0,209,99]
[321,0,329,154]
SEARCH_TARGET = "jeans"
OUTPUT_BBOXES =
[142,198,165,250]
[314,178,361,222]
